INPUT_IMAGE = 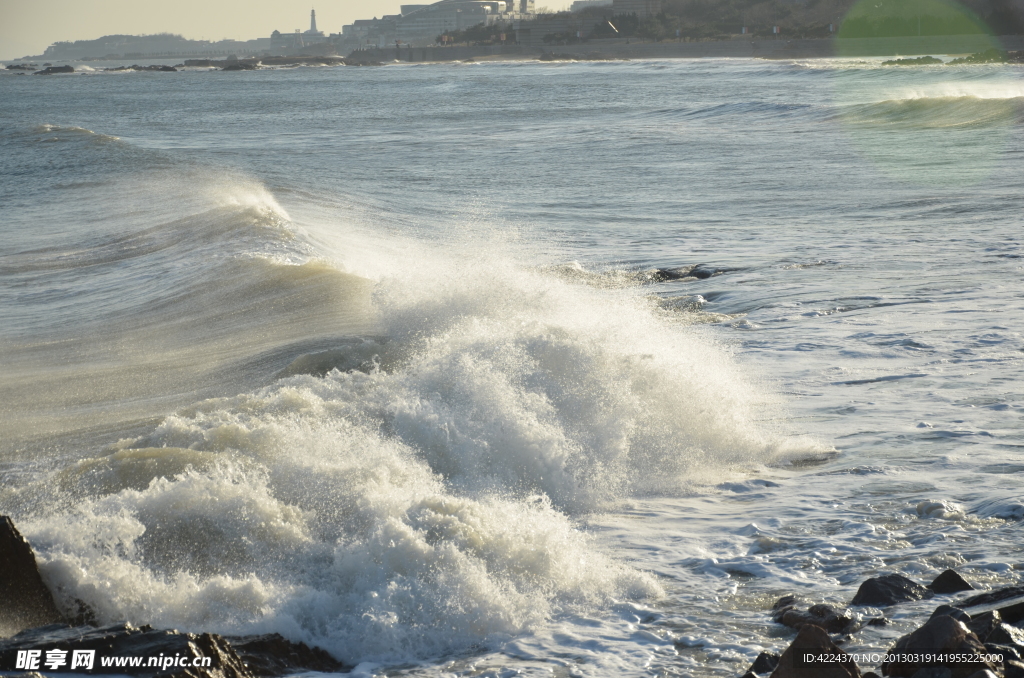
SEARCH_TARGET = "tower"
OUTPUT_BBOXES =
[310,9,318,33]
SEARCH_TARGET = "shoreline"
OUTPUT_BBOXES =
[9,34,1024,70]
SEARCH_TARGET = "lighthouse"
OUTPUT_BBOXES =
[310,9,318,33]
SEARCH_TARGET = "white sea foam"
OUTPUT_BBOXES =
[18,218,818,664]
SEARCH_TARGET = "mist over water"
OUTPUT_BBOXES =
[2,58,1023,676]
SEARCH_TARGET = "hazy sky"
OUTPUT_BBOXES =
[0,0,570,60]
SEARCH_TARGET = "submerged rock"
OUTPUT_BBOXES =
[0,515,63,634]
[851,573,932,607]
[769,624,860,677]
[929,570,974,595]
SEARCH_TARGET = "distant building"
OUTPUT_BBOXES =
[270,8,331,52]
[610,0,661,17]
[569,0,612,12]
[342,0,533,48]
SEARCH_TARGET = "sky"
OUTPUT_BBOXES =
[0,0,569,60]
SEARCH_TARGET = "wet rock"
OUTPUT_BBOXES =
[0,516,63,634]
[867,617,891,626]
[851,573,932,607]
[778,604,854,634]
[966,610,1001,639]
[226,634,346,676]
[649,268,695,282]
[1006,659,1024,678]
[863,673,881,678]
[745,650,780,675]
[929,571,974,595]
[772,595,800,612]
[769,624,860,677]
[930,605,971,623]
[957,586,1024,625]
[33,65,73,75]
[221,62,257,71]
[0,623,252,678]
[963,671,998,678]
[985,642,1021,661]
[881,615,995,678]
[986,622,1024,647]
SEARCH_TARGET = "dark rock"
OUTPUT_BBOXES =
[867,617,891,626]
[882,56,943,65]
[689,263,724,279]
[225,634,346,676]
[863,673,882,678]
[768,624,860,677]
[6,64,32,70]
[909,668,951,678]
[1006,660,1024,678]
[948,48,1008,64]
[772,595,799,613]
[881,615,996,678]
[851,573,932,607]
[984,642,1021,661]
[930,605,971,623]
[741,672,758,678]
[963,671,998,678]
[221,62,258,71]
[778,605,853,634]
[929,571,974,595]
[770,596,854,633]
[649,268,694,282]
[957,586,1024,625]
[966,610,1001,639]
[986,622,1024,647]
[747,650,780,674]
[33,65,74,75]
[0,515,64,634]
[0,623,252,678]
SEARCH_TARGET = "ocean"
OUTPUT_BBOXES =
[1,57,1022,677]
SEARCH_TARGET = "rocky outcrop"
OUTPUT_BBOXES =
[769,624,860,678]
[0,517,347,677]
[0,516,63,634]
[882,56,943,65]
[957,586,1024,625]
[880,615,996,678]
[226,634,345,676]
[851,573,932,607]
[0,624,348,678]
[771,596,856,634]
[0,623,251,678]
[33,65,74,75]
[929,571,975,595]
